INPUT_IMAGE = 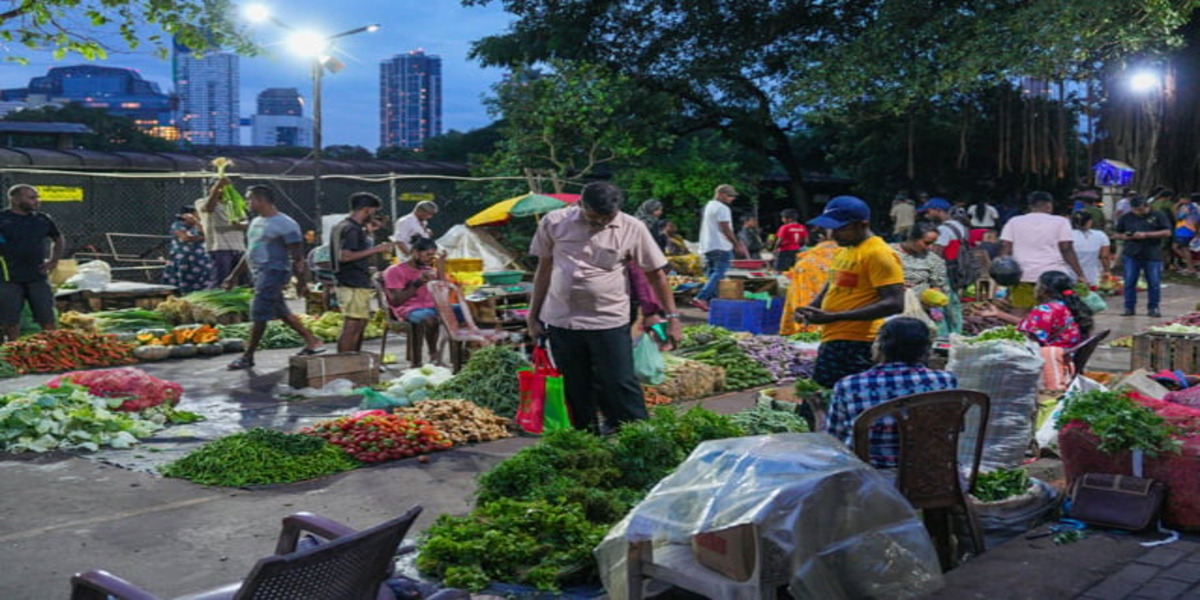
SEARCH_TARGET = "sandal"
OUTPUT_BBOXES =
[295,346,327,357]
[227,356,255,370]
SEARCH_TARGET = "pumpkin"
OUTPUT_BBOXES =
[169,344,198,359]
[197,343,224,356]
[222,338,245,353]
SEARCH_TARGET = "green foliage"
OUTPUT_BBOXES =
[417,498,608,591]
[0,0,257,63]
[965,325,1028,344]
[431,346,528,418]
[480,61,675,193]
[421,406,743,591]
[972,468,1031,503]
[2,103,177,152]
[1057,390,1182,456]
[730,405,810,435]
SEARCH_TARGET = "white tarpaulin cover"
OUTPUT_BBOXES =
[437,225,522,272]
[595,433,943,600]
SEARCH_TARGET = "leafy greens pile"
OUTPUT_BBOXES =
[0,383,163,453]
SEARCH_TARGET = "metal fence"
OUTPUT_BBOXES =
[0,170,495,261]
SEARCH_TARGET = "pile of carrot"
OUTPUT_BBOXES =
[2,330,136,374]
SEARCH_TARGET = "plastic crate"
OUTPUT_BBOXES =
[482,270,524,285]
[444,258,484,274]
[709,299,782,334]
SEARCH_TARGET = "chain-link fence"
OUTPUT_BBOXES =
[0,169,498,260]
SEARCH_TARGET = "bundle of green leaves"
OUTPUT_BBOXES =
[431,346,528,417]
[1057,390,1181,456]
[417,406,746,592]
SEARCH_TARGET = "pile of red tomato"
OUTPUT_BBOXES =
[301,410,453,463]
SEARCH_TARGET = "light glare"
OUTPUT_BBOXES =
[287,31,330,57]
[1129,71,1160,93]
[243,4,270,22]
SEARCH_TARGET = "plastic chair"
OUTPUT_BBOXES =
[374,275,430,369]
[1067,329,1110,378]
[70,506,423,600]
[426,280,512,372]
[852,389,990,571]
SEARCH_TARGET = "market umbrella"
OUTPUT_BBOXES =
[466,193,574,227]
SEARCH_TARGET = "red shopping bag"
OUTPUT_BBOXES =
[517,347,572,434]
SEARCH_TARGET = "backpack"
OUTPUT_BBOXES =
[943,221,979,291]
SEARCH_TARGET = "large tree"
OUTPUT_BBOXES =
[0,0,254,62]
[465,0,1197,208]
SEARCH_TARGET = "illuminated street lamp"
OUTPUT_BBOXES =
[1129,70,1161,94]
[245,4,380,240]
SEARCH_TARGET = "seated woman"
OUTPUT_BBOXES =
[977,270,1094,389]
[382,238,447,360]
[825,317,958,468]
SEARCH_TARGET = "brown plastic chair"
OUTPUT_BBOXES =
[375,275,429,368]
[426,280,511,372]
[1067,329,1110,378]
[69,506,422,600]
[852,389,989,571]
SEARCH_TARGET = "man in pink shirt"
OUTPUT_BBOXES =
[527,182,681,433]
[382,238,445,361]
[999,191,1086,313]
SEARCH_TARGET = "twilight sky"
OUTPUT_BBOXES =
[0,0,514,149]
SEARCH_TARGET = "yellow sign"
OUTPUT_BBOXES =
[38,186,84,202]
[398,192,435,202]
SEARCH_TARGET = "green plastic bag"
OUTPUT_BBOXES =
[1081,290,1107,314]
[355,387,408,410]
[633,334,666,385]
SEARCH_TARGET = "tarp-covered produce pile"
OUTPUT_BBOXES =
[415,405,806,592]
[1,330,135,374]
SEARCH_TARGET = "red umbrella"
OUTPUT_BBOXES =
[544,193,581,203]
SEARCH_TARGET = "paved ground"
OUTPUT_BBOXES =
[1,278,1198,599]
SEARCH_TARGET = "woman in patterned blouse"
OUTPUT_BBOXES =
[978,270,1093,347]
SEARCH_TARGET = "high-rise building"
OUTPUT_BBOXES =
[173,38,240,146]
[380,50,442,150]
[257,88,304,116]
[251,88,312,147]
[0,65,177,139]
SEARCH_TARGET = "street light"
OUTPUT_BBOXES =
[244,4,380,241]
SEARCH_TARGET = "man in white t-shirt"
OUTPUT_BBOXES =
[692,184,747,310]
[999,191,1086,312]
[195,177,247,287]
[391,201,437,257]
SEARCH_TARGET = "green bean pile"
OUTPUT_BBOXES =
[160,428,358,486]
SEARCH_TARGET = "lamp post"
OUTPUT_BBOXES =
[245,5,379,241]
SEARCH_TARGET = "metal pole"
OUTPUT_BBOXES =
[389,174,397,223]
[312,58,324,242]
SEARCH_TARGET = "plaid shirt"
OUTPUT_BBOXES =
[825,362,958,468]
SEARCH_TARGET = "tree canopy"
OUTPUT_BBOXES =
[0,0,255,62]
[465,0,1199,207]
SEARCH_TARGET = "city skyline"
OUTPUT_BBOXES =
[0,0,512,150]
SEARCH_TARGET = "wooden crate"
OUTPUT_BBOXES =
[288,352,379,389]
[718,279,744,300]
[1131,332,1200,372]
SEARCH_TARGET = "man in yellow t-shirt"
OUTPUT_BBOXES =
[797,196,905,388]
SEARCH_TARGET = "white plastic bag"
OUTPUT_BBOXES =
[947,335,1044,470]
[900,288,937,332]
[1034,375,1107,451]
[65,260,112,291]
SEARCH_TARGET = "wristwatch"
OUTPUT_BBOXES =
[663,312,681,320]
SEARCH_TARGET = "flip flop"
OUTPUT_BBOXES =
[227,356,255,370]
[296,347,327,357]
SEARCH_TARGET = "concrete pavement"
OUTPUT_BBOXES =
[1,278,1199,599]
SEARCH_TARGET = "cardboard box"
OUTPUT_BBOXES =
[691,523,757,582]
[288,352,379,389]
[718,279,744,300]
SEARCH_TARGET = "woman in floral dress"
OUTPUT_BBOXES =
[163,206,214,294]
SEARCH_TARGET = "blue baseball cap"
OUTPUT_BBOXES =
[808,196,871,230]
[918,197,951,212]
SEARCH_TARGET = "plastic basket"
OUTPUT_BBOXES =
[708,298,783,335]
[483,270,524,285]
[445,258,484,274]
